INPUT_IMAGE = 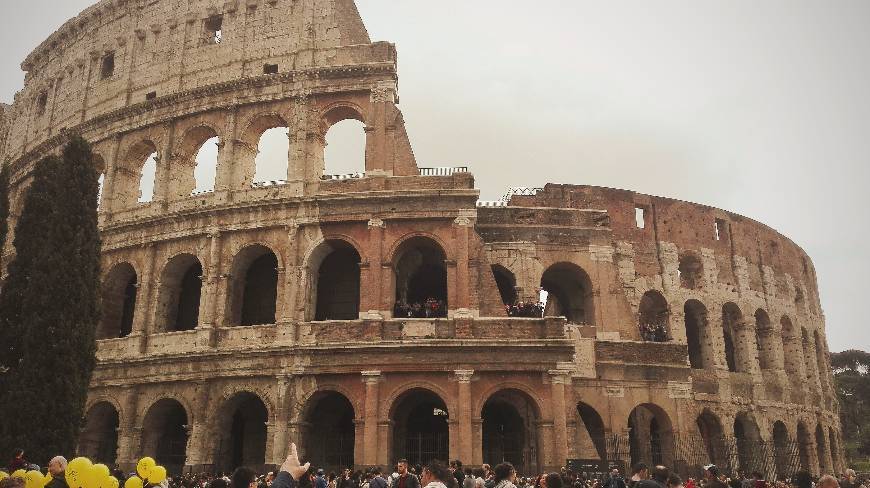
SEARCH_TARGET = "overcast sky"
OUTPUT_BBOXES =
[1,1,868,352]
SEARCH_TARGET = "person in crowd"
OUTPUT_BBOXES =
[818,476,839,488]
[792,471,813,488]
[6,450,27,474]
[45,456,69,488]
[491,464,517,488]
[637,466,668,488]
[841,470,865,488]
[749,472,765,488]
[472,469,486,488]
[421,461,451,488]
[450,462,465,487]
[603,470,625,488]
[0,477,25,488]
[209,480,229,488]
[396,461,420,488]
[233,468,260,488]
[463,470,476,488]
[544,474,563,488]
[315,470,328,488]
[701,466,726,488]
[370,468,387,488]
[666,475,682,488]
[629,464,649,488]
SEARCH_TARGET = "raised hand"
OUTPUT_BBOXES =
[280,442,311,481]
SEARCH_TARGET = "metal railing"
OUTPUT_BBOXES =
[419,166,469,176]
[476,200,507,207]
[321,172,365,181]
[252,179,288,188]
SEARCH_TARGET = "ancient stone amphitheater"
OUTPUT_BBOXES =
[0,0,843,479]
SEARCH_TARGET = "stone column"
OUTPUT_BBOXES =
[363,218,386,317]
[455,370,474,464]
[362,371,382,465]
[116,386,141,472]
[549,370,570,469]
[185,381,213,472]
[271,375,293,465]
[214,108,238,196]
[199,231,223,342]
[136,243,158,353]
[453,216,472,312]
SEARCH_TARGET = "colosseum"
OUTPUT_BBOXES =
[0,0,843,480]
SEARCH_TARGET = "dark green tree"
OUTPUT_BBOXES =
[831,349,870,468]
[0,136,102,465]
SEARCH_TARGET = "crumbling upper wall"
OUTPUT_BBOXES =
[6,0,383,161]
[509,183,822,313]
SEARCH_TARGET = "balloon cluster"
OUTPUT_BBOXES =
[0,468,55,488]
[65,458,118,488]
[125,457,167,488]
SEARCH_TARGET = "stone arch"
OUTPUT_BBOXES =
[780,316,802,376]
[685,299,712,369]
[97,262,138,339]
[304,238,362,322]
[796,421,812,473]
[754,309,777,370]
[813,331,828,389]
[299,390,356,471]
[628,403,675,468]
[79,401,120,465]
[815,423,830,474]
[321,103,367,177]
[772,420,797,479]
[540,261,595,324]
[696,408,726,467]
[93,153,107,209]
[141,398,190,473]
[240,113,291,186]
[389,386,451,467]
[481,388,543,475]
[390,235,449,318]
[575,402,607,461]
[213,391,270,472]
[175,124,221,197]
[678,253,704,289]
[638,290,670,342]
[155,253,204,333]
[733,412,764,473]
[801,328,817,384]
[491,264,518,307]
[113,139,159,208]
[226,244,280,326]
[722,302,744,372]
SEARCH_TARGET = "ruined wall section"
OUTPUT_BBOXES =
[3,0,376,162]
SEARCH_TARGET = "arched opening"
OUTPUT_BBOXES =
[540,262,594,324]
[773,421,797,479]
[324,119,366,177]
[141,399,189,474]
[797,422,812,472]
[482,390,541,474]
[215,393,268,473]
[156,254,203,332]
[755,309,776,370]
[253,127,290,184]
[722,303,743,372]
[93,154,107,210]
[815,424,829,474]
[491,264,518,307]
[781,317,801,376]
[393,237,448,318]
[696,409,725,467]
[628,404,674,468]
[678,254,703,289]
[575,402,606,461]
[685,300,710,369]
[139,150,158,204]
[638,290,670,342]
[303,391,356,472]
[801,328,817,384]
[193,136,220,194]
[391,388,449,467]
[311,241,362,321]
[227,245,279,326]
[114,140,159,207]
[814,331,828,390]
[98,263,138,339]
[79,402,120,465]
[733,412,763,474]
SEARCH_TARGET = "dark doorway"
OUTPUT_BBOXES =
[540,263,593,324]
[306,392,356,471]
[392,389,449,466]
[315,245,361,321]
[216,393,268,472]
[240,252,279,325]
[175,263,203,331]
[394,238,448,317]
[142,399,189,474]
[80,402,120,465]
[491,265,517,306]
[481,390,539,474]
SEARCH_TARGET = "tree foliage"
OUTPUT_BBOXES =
[831,349,870,464]
[0,136,102,465]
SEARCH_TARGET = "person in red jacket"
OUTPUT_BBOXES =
[7,449,27,474]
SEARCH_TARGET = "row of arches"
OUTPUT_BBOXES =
[98,236,449,339]
[100,110,367,209]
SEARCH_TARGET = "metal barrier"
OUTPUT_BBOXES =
[419,166,469,176]
[321,172,365,181]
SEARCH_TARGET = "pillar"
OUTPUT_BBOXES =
[455,370,474,464]
[362,371,382,465]
[271,375,293,465]
[116,386,141,472]
[364,218,386,317]
[549,370,570,469]
[453,216,472,312]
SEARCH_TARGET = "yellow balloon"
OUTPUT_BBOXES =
[147,466,167,484]
[106,476,120,488]
[66,457,93,488]
[43,473,53,487]
[12,470,27,479]
[25,471,43,488]
[136,458,155,481]
[82,464,106,488]
[0,472,9,481]
[124,476,144,488]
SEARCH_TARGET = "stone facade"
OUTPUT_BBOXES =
[1,0,843,479]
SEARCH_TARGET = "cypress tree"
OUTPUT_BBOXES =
[0,136,102,464]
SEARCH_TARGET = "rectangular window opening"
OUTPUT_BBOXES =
[635,207,646,229]
[36,92,48,116]
[263,63,279,75]
[100,53,115,79]
[715,218,726,241]
[145,91,157,101]
[205,15,223,44]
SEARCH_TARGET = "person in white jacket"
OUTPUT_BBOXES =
[421,462,451,488]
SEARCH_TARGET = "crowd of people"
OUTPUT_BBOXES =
[3,447,867,488]
[393,299,448,319]
[505,302,545,318]
[638,322,669,342]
